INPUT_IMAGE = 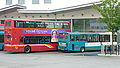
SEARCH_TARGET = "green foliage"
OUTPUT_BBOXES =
[92,0,120,34]
[93,0,120,53]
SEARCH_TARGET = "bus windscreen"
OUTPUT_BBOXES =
[59,33,68,39]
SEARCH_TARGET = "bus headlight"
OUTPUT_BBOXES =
[59,43,67,47]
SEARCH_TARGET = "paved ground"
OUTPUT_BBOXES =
[0,51,120,68]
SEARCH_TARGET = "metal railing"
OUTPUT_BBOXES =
[101,45,120,55]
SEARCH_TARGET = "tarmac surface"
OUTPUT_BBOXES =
[0,51,120,68]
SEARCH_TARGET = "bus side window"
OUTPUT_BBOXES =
[76,35,79,41]
[70,35,74,41]
[80,35,87,41]
[99,35,103,42]
[15,21,24,28]
[0,35,4,42]
[104,35,110,42]
[99,35,110,42]
[20,37,24,43]
[6,21,12,27]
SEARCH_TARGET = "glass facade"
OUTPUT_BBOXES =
[33,19,107,32]
[73,19,107,32]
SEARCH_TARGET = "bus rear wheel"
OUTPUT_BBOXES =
[1,46,4,51]
[24,46,31,53]
[80,47,85,52]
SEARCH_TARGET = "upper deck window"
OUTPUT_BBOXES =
[6,0,12,5]
[5,21,11,27]
[15,21,25,28]
[18,0,25,4]
[44,0,51,4]
[63,23,70,29]
[36,22,45,28]
[55,23,63,28]
[45,22,54,28]
[0,20,4,24]
[15,21,70,29]
[32,0,39,4]
[24,21,35,28]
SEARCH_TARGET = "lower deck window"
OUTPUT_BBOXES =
[24,36,51,44]
[5,35,11,39]
[0,35,4,42]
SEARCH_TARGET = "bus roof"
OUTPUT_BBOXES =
[5,19,70,23]
[60,32,99,35]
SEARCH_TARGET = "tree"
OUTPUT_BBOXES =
[92,0,120,53]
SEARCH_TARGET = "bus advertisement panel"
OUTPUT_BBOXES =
[4,19,71,53]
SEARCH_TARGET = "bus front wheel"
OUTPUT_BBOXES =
[80,47,85,52]
[24,46,31,53]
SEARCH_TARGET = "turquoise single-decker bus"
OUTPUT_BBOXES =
[0,32,4,50]
[58,32,101,52]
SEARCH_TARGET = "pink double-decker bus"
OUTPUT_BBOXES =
[4,19,71,53]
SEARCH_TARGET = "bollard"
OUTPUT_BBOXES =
[105,45,106,55]
[118,45,119,55]
[110,45,112,55]
[118,45,120,55]
[116,45,117,55]
[101,44,105,54]
[81,49,84,56]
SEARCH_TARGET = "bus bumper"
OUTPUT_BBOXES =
[58,46,67,51]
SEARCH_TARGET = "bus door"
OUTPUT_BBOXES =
[74,35,86,51]
[70,34,75,50]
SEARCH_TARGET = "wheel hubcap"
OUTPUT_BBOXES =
[25,47,30,53]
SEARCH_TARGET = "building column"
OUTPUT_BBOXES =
[84,20,86,32]
[54,13,57,21]
[70,19,73,32]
